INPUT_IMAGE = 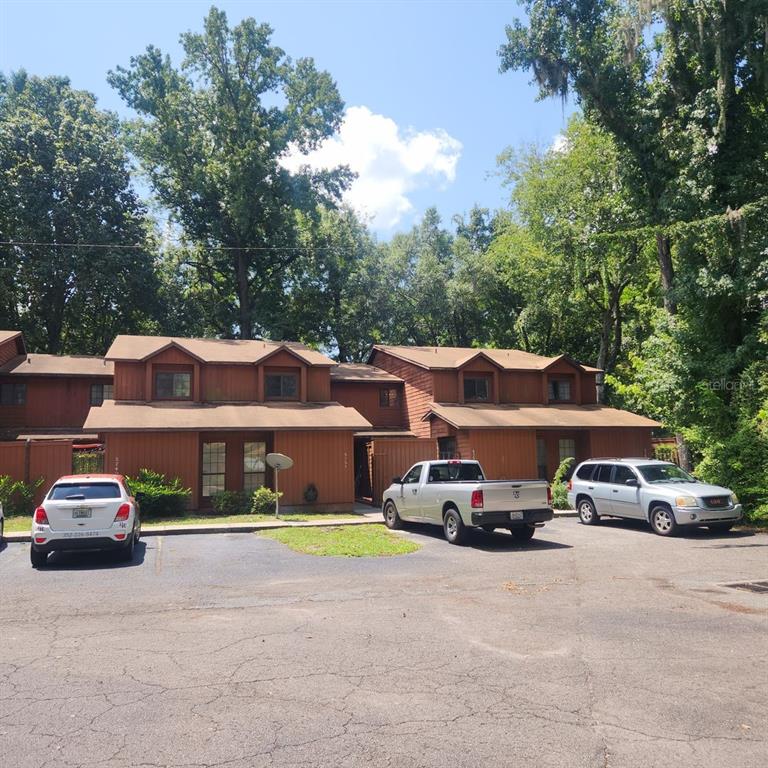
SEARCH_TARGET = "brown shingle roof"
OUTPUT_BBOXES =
[106,335,335,366]
[371,345,602,373]
[0,354,113,377]
[423,403,660,430]
[0,330,23,345]
[84,400,372,432]
[330,363,403,383]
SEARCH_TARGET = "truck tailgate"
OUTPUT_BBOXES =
[481,481,548,512]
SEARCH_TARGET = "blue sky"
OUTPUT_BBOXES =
[0,0,575,236]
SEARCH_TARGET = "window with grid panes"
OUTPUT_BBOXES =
[202,442,226,497]
[243,442,266,492]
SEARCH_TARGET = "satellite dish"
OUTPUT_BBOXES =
[267,453,294,471]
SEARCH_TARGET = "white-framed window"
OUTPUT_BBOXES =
[90,383,114,406]
[202,442,226,497]
[548,379,572,401]
[243,441,266,493]
[156,371,192,399]
[265,373,298,400]
[558,438,576,463]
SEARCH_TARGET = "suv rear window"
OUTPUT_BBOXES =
[594,464,614,483]
[576,464,596,480]
[49,482,121,501]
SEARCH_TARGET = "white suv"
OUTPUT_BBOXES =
[567,458,742,536]
[31,474,141,567]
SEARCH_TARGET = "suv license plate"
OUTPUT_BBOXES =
[509,511,524,521]
[72,507,92,519]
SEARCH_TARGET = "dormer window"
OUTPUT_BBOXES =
[548,378,572,401]
[379,387,400,407]
[464,376,490,402]
[155,371,192,400]
[266,373,298,400]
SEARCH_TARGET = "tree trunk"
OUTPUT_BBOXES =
[655,232,676,315]
[595,308,612,404]
[676,434,692,471]
[236,251,252,339]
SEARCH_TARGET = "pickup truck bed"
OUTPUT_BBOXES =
[381,460,553,545]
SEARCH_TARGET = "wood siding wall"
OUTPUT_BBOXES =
[0,440,73,503]
[114,349,333,404]
[588,428,653,459]
[330,382,404,428]
[273,431,354,508]
[367,437,436,505]
[369,352,433,437]
[308,368,331,401]
[0,376,110,430]
[104,431,201,507]
[500,371,544,403]
[203,366,257,401]
[0,337,22,366]
[463,429,538,479]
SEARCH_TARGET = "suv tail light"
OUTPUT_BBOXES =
[566,480,573,492]
[114,503,131,522]
[546,485,553,506]
[33,506,49,525]
[470,490,484,509]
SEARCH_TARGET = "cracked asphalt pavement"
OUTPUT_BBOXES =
[0,518,766,768]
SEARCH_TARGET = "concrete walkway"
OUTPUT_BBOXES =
[4,506,577,543]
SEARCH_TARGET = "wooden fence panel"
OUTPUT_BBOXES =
[0,439,74,503]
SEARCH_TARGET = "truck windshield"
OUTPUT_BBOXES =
[428,463,485,482]
[49,482,121,500]
[637,464,695,484]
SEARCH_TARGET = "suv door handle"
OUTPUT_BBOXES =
[612,489,619,493]
[588,486,594,490]
[411,489,418,495]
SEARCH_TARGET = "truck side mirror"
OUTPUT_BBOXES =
[625,478,638,487]
[392,476,402,485]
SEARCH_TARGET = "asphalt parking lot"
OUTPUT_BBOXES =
[0,518,765,768]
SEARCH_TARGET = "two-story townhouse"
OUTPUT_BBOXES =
[83,335,371,510]
[0,330,114,441]
[364,345,659,486]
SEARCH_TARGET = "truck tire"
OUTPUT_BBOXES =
[649,504,678,536]
[443,507,467,545]
[578,498,599,525]
[383,501,403,530]
[510,525,536,542]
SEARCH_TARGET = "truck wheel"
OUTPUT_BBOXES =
[510,525,536,542]
[443,508,467,545]
[30,547,48,569]
[118,529,136,562]
[650,504,678,536]
[578,499,599,525]
[383,501,403,530]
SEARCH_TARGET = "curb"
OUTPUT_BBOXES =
[2,514,384,544]
[2,510,577,543]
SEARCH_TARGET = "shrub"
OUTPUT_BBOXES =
[128,468,191,519]
[0,475,43,517]
[551,457,575,510]
[251,486,282,516]
[210,490,250,516]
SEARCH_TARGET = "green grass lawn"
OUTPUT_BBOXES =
[2,511,364,534]
[260,523,420,557]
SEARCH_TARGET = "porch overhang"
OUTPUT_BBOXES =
[422,403,660,430]
[84,400,372,432]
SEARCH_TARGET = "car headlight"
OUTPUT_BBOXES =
[675,495,698,508]
[731,493,739,505]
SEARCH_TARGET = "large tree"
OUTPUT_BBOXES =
[109,6,351,339]
[499,0,768,315]
[0,71,157,353]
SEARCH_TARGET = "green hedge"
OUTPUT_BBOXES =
[0,475,43,517]
[128,469,191,519]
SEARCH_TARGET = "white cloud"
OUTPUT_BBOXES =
[281,106,462,230]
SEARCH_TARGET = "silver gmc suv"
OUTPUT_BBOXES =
[567,458,742,536]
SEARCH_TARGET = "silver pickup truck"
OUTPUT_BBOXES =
[382,460,553,544]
